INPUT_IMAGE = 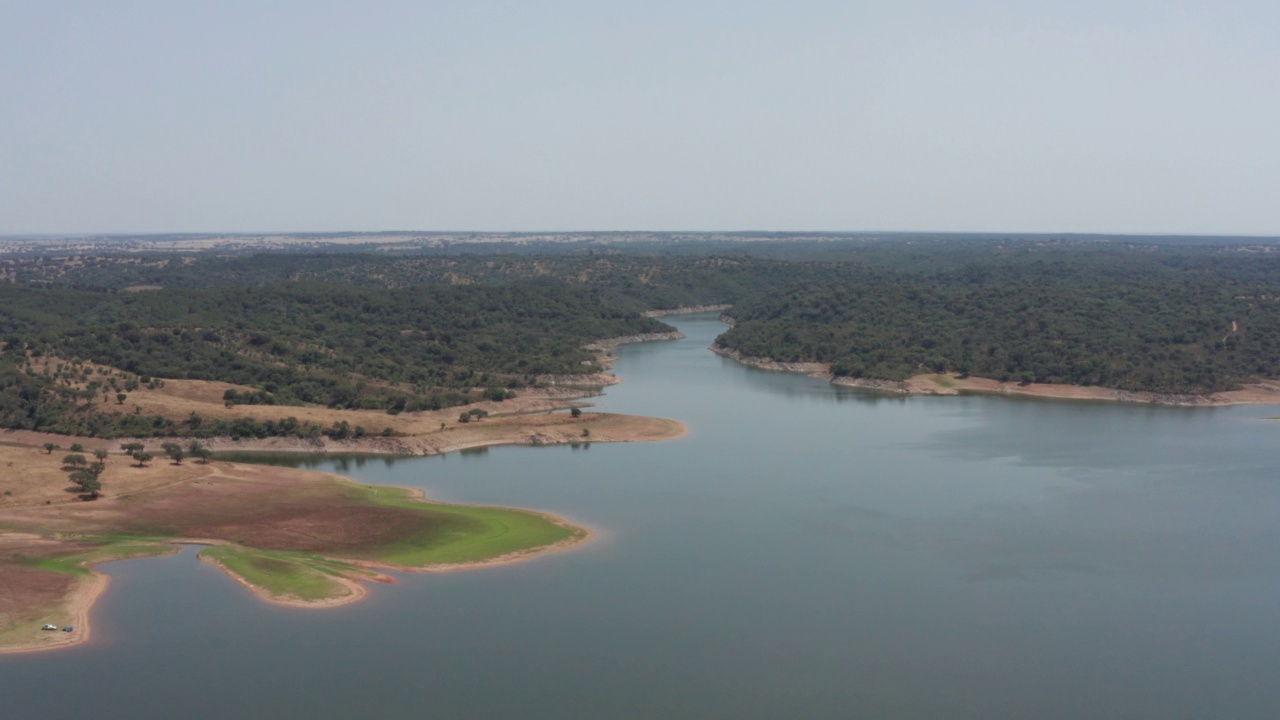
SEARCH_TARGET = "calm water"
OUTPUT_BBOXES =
[5,314,1280,719]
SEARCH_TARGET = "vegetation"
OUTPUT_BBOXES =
[3,237,1280,441]
[200,547,368,603]
[0,282,668,438]
[717,259,1280,393]
[334,484,578,567]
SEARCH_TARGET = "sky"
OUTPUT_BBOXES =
[1,1,1277,235]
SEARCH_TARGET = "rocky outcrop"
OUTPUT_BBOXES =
[583,331,685,352]
[708,345,828,376]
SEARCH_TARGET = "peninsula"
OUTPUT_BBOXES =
[0,383,685,654]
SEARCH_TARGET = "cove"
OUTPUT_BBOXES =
[3,313,1280,720]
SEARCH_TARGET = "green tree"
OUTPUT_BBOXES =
[62,453,87,469]
[164,444,185,465]
[42,442,59,455]
[70,470,101,499]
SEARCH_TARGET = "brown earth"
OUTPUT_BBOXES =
[0,355,686,654]
[0,439,603,653]
[6,359,685,455]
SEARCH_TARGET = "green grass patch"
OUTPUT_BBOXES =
[341,485,580,567]
[200,547,364,602]
[17,540,174,576]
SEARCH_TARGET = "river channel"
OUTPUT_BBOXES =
[4,313,1280,719]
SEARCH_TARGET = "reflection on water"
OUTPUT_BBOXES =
[5,313,1280,720]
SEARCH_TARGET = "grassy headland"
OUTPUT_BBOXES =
[0,441,596,654]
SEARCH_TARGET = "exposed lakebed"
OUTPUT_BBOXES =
[4,313,1280,719]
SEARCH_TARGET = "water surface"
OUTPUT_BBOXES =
[5,314,1279,719]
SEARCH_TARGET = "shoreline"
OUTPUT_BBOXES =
[0,482,598,654]
[0,331,682,655]
[642,304,732,317]
[191,482,595,609]
[0,544,183,657]
[710,345,1280,407]
[0,412,688,459]
[197,550,372,609]
[0,572,108,656]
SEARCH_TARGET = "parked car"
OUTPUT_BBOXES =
[41,624,58,631]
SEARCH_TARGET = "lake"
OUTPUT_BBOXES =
[4,313,1280,719]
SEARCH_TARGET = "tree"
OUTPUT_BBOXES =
[116,393,127,405]
[570,407,582,418]
[42,442,59,455]
[62,453,87,469]
[121,442,144,455]
[133,452,153,467]
[165,446,185,465]
[191,446,213,464]
[94,448,109,463]
[87,462,106,478]
[458,413,471,423]
[69,443,84,452]
[70,470,101,499]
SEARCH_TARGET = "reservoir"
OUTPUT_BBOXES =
[4,313,1280,719]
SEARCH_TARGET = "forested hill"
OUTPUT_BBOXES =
[0,282,668,437]
[716,259,1280,394]
[2,238,1280,438]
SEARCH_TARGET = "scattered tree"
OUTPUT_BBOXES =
[62,453,87,469]
[42,442,59,455]
[69,469,101,499]
[163,443,185,465]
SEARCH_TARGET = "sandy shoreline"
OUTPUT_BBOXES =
[197,550,372,609]
[0,410,688,459]
[710,345,1280,407]
[0,543,184,656]
[0,573,107,656]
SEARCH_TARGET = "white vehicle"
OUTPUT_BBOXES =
[40,624,58,631]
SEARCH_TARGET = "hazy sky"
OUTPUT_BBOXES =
[2,1,1277,235]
